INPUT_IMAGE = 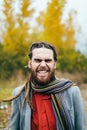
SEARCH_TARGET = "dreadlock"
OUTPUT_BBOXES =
[3,77,33,109]
[3,41,58,109]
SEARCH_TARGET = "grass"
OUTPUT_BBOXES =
[0,76,26,102]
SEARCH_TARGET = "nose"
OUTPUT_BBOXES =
[40,60,46,67]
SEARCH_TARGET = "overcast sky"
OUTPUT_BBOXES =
[64,0,87,55]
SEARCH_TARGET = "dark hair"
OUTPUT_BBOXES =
[28,41,58,61]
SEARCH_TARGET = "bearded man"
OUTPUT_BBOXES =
[8,42,86,130]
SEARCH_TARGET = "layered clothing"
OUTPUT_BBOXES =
[10,79,86,130]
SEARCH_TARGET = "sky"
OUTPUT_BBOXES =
[30,0,87,55]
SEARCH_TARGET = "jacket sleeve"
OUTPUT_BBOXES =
[10,89,20,130]
[73,86,86,130]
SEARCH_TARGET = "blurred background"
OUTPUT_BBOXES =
[0,0,87,129]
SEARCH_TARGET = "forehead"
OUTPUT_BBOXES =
[32,48,54,59]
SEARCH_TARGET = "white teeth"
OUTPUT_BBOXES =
[38,71,47,73]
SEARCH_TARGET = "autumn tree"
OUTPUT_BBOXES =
[35,0,84,73]
[0,0,34,78]
[2,0,34,54]
[36,0,76,52]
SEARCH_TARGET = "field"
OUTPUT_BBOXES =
[0,71,87,129]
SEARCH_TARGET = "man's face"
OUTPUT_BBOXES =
[28,48,56,85]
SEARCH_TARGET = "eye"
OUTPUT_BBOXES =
[45,59,52,63]
[34,59,42,63]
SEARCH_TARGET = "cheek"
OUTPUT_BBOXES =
[49,63,56,69]
[30,64,39,71]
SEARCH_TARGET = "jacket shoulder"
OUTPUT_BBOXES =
[13,84,25,96]
[67,85,81,96]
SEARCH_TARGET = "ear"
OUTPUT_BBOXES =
[54,62,56,69]
[27,60,31,69]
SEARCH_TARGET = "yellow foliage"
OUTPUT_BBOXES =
[2,0,34,55]
[38,0,76,52]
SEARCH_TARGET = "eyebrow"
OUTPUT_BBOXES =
[34,58,53,62]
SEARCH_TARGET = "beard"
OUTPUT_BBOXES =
[30,69,55,86]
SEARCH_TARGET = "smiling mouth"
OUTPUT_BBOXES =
[38,70,48,73]
[37,70,49,76]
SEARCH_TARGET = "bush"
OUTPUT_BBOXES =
[57,49,87,73]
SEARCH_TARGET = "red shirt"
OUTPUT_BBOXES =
[31,91,57,130]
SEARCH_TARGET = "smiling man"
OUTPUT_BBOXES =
[28,47,56,85]
[10,42,86,130]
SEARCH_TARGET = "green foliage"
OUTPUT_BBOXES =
[57,49,87,73]
[0,49,28,79]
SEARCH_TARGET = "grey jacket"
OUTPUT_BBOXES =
[10,85,86,130]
